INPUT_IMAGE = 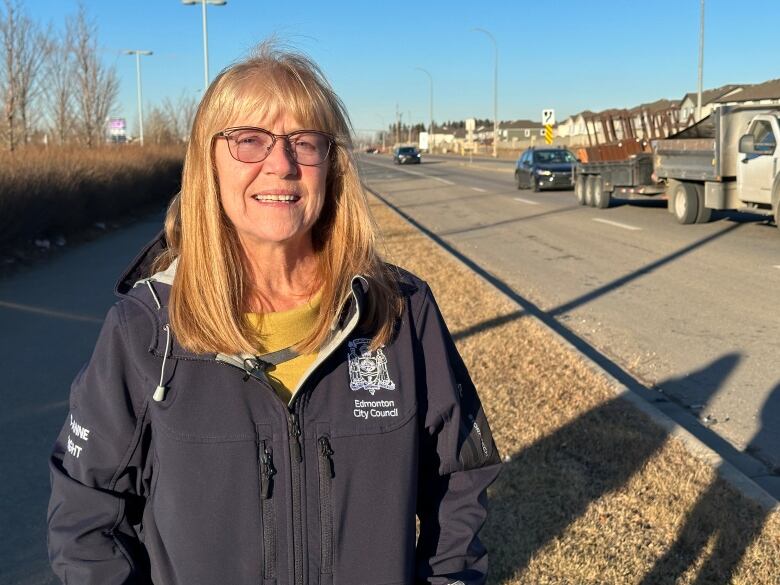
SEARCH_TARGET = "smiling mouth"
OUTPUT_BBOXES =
[251,194,301,203]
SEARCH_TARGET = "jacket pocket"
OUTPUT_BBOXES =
[317,435,335,578]
[257,432,278,582]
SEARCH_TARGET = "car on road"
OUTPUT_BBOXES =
[393,146,421,164]
[515,147,576,191]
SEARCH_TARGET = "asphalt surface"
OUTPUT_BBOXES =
[0,217,164,584]
[360,153,780,498]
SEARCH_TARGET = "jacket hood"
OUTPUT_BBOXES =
[115,229,170,297]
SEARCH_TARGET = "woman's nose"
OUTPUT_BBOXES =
[262,138,298,177]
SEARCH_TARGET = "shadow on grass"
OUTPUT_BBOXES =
[636,383,779,585]
[483,354,778,583]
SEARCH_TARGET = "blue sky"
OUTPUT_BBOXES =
[30,0,780,136]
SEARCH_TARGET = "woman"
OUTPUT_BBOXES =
[48,44,501,585]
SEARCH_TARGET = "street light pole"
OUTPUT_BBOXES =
[415,67,433,153]
[182,0,227,91]
[473,28,498,157]
[697,0,705,120]
[123,50,153,145]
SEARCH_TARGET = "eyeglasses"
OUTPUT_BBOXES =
[215,127,334,166]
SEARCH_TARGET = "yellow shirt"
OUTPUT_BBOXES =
[245,292,321,403]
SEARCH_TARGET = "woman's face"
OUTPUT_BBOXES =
[214,112,329,253]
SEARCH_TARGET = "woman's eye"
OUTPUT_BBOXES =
[237,135,262,145]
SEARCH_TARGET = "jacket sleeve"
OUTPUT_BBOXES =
[48,303,153,585]
[412,285,502,585]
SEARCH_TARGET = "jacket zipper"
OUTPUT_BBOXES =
[289,410,304,585]
[258,440,277,580]
[317,436,335,575]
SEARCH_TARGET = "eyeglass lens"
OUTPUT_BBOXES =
[227,129,330,165]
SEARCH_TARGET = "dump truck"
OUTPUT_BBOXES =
[574,105,780,227]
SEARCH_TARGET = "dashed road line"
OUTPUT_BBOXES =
[513,197,541,205]
[432,177,455,185]
[592,218,642,231]
[471,187,487,193]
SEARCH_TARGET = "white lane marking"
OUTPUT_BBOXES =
[363,159,455,185]
[592,218,642,231]
[773,265,780,270]
[513,197,540,205]
[471,187,487,193]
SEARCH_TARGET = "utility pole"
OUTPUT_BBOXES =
[123,50,153,145]
[473,28,498,157]
[408,110,412,143]
[182,0,227,91]
[395,103,400,146]
[415,67,434,153]
[697,0,705,120]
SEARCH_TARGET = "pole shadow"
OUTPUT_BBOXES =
[636,382,779,585]
[481,355,773,583]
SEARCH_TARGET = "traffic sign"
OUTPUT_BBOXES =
[542,108,555,125]
[544,125,554,144]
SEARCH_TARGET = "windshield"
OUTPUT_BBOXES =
[398,147,417,154]
[533,150,576,164]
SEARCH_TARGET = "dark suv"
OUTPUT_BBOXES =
[515,147,576,191]
[393,146,421,164]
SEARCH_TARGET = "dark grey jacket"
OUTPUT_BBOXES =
[48,234,502,585]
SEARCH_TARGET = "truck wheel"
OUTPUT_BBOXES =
[672,182,699,224]
[593,177,611,209]
[515,172,524,190]
[575,175,587,205]
[774,199,780,229]
[694,183,711,223]
[585,175,596,206]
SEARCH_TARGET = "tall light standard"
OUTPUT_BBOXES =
[473,28,498,157]
[124,50,153,145]
[181,0,227,92]
[415,67,434,153]
[696,0,705,120]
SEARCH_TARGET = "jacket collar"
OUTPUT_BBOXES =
[117,231,370,362]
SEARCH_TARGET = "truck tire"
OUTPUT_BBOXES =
[515,171,524,190]
[585,175,597,207]
[694,183,711,223]
[672,181,699,224]
[593,177,611,209]
[575,175,587,205]
[774,199,780,229]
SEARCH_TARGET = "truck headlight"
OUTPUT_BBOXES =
[535,169,552,176]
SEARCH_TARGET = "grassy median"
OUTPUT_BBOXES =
[0,146,183,249]
[369,193,780,584]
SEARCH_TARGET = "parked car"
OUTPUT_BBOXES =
[393,146,421,164]
[515,147,576,191]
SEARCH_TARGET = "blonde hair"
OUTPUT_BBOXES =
[154,43,402,355]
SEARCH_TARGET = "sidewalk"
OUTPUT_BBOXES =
[367,189,780,584]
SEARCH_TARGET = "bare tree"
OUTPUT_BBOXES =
[70,5,118,147]
[145,105,177,145]
[161,91,198,142]
[16,20,49,144]
[43,27,75,145]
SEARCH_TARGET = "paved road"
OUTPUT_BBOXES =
[360,153,780,497]
[0,217,163,585]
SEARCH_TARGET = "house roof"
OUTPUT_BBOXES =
[630,98,680,114]
[502,119,543,129]
[680,84,743,106]
[715,78,780,102]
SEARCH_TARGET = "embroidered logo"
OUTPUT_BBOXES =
[348,338,395,395]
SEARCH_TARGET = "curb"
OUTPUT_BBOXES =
[365,183,779,513]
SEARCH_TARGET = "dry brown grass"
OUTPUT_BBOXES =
[369,196,780,585]
[0,145,183,247]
